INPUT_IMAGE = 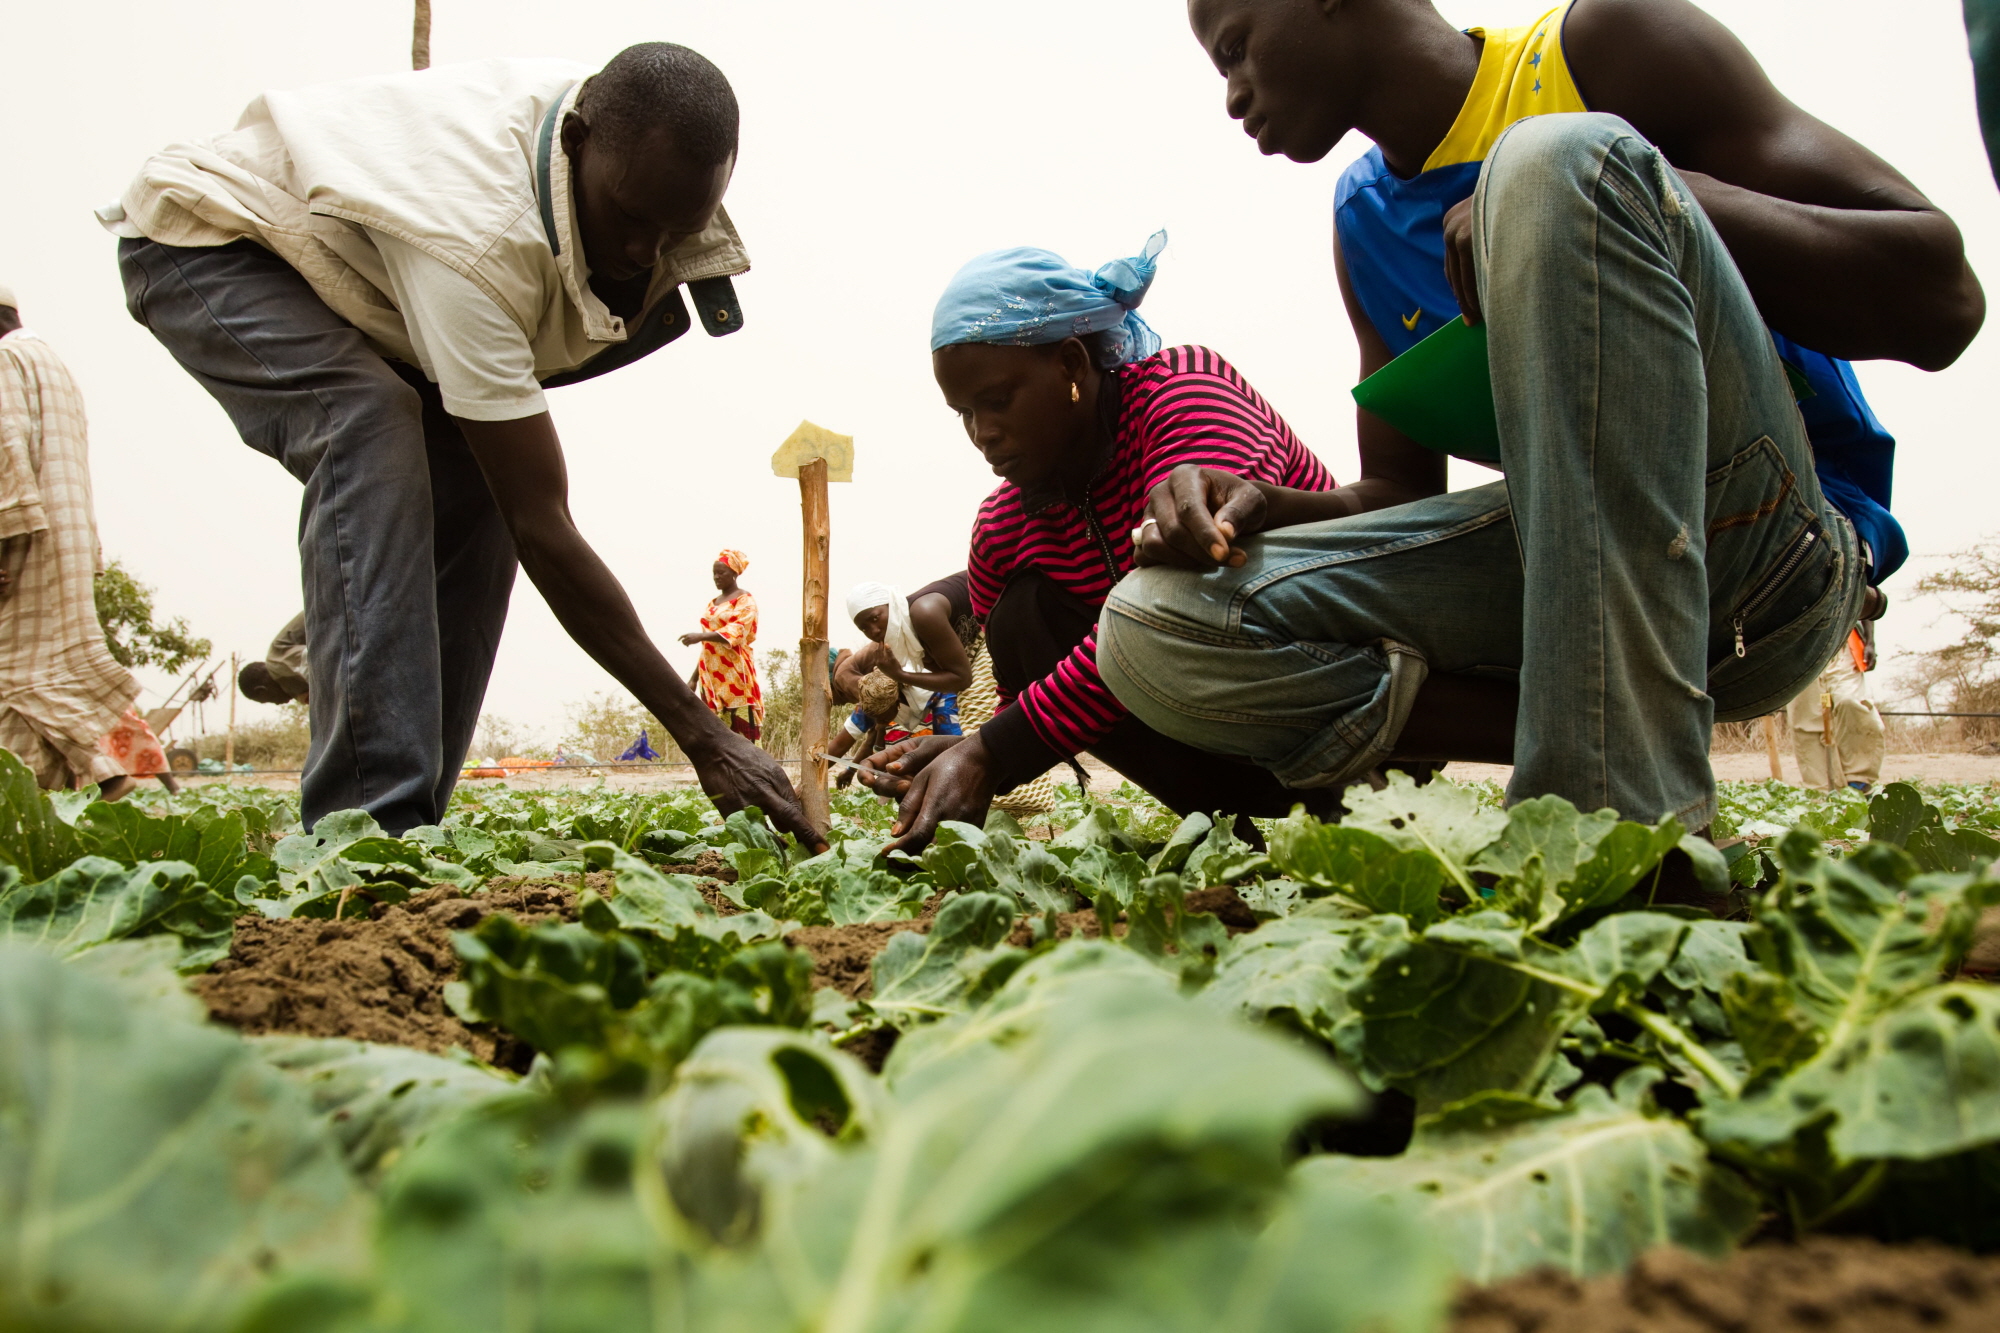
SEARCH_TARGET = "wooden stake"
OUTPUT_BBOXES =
[1760,713,1784,782]
[412,0,432,70]
[798,457,831,831]
[224,652,239,771]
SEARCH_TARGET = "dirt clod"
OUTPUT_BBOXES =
[1451,1238,2000,1333]
[196,882,579,1067]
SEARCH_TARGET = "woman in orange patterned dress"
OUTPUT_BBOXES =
[679,549,763,742]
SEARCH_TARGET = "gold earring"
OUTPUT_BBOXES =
[1070,382,1080,403]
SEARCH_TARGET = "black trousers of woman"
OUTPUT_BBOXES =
[985,573,1343,831]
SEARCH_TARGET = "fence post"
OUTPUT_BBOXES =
[412,0,432,70]
[1760,714,1784,782]
[224,652,238,771]
[798,457,830,831]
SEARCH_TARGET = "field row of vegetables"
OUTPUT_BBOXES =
[2,750,1997,1332]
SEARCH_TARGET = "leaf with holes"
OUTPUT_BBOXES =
[1308,1081,1757,1284]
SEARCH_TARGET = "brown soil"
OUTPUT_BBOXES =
[786,921,927,999]
[1005,909,1106,949]
[659,850,738,883]
[1452,1239,2000,1333]
[1184,885,1259,933]
[196,882,580,1066]
[656,853,742,914]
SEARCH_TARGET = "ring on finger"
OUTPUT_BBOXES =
[1129,517,1160,547]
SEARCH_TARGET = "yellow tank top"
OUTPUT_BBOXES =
[1422,3,1589,173]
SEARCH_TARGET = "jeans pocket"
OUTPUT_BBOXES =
[1709,511,1858,720]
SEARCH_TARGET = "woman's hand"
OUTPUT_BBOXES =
[862,733,998,853]
[678,631,712,647]
[1132,466,1270,570]
[855,733,961,798]
[691,729,828,853]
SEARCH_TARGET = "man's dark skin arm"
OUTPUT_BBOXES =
[1444,0,1983,369]
[459,412,824,848]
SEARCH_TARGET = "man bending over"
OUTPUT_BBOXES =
[1100,0,1981,832]
[104,44,818,840]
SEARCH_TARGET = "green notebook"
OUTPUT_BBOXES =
[1352,318,1502,463]
[1351,318,1816,466]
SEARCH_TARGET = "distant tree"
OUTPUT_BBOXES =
[93,560,211,676]
[561,693,685,765]
[1900,538,2000,740]
[473,713,550,761]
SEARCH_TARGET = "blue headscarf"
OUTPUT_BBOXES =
[930,230,1167,367]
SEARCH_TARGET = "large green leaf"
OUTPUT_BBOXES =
[453,914,649,1054]
[259,810,449,919]
[0,747,84,880]
[1310,1081,1758,1284]
[1349,910,1699,1110]
[271,809,384,894]
[253,1036,516,1184]
[363,1096,666,1333]
[1342,771,1507,887]
[1266,812,1445,925]
[1704,982,2000,1166]
[919,820,990,891]
[882,943,1176,1094]
[250,969,1437,1333]
[1473,796,1685,929]
[1119,871,1230,989]
[1064,842,1149,909]
[1655,918,1757,1038]
[646,1028,885,1248]
[867,891,1020,1027]
[802,978,1382,1333]
[1750,834,2000,1053]
[1348,914,1573,1109]
[578,843,789,974]
[1866,781,1936,846]
[1200,915,1371,1050]
[1148,811,1214,874]
[974,828,1074,915]
[76,798,275,893]
[0,947,370,1331]
[1049,806,1141,856]
[0,855,237,970]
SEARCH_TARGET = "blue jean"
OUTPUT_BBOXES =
[1098,114,1864,828]
[119,239,517,834]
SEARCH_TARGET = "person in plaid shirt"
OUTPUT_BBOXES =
[0,286,151,800]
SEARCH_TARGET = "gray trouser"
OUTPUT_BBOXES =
[1099,115,1863,828]
[119,238,516,833]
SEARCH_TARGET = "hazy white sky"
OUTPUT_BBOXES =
[3,0,1996,744]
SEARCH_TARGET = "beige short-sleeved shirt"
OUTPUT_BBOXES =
[99,58,750,412]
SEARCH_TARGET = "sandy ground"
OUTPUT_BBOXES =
[166,749,2000,801]
[1447,751,2000,789]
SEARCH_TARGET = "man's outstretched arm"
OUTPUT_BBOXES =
[459,412,824,848]
[1566,0,1985,370]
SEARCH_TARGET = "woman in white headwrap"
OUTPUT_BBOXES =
[827,578,973,762]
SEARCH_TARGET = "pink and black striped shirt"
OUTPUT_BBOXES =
[968,345,1336,761]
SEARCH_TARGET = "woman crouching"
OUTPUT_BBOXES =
[862,232,1352,849]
